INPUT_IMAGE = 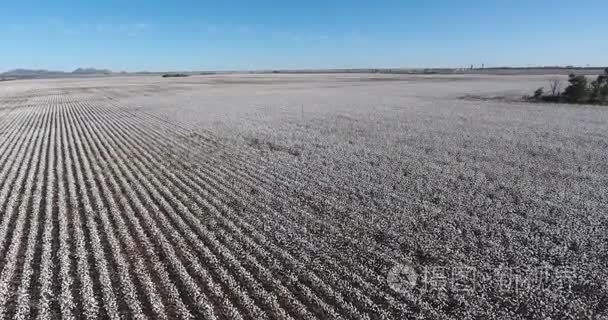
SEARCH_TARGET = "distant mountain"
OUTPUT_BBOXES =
[0,69,65,77]
[72,68,112,75]
[0,67,114,79]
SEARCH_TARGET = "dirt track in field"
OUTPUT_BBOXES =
[0,74,607,319]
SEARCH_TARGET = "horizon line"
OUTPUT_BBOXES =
[3,65,608,75]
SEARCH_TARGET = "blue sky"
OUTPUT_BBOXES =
[1,0,607,72]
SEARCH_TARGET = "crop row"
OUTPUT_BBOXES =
[0,92,412,319]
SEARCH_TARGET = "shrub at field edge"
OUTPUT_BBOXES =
[528,68,608,105]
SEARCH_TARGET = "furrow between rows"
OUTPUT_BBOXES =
[81,99,357,318]
[69,101,249,319]
[58,100,101,320]
[75,101,295,319]
[13,103,57,319]
[55,101,75,320]
[119,103,414,315]
[114,98,404,268]
[0,109,42,213]
[60,99,191,319]
[64,102,218,319]
[36,104,60,320]
[92,100,398,317]
[0,104,51,319]
[61,102,146,319]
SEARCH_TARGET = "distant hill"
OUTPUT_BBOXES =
[72,68,111,75]
[0,69,66,77]
[0,68,113,79]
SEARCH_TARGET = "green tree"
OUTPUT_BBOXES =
[562,74,589,103]
[590,73,608,103]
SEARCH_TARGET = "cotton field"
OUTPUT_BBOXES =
[0,74,606,319]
